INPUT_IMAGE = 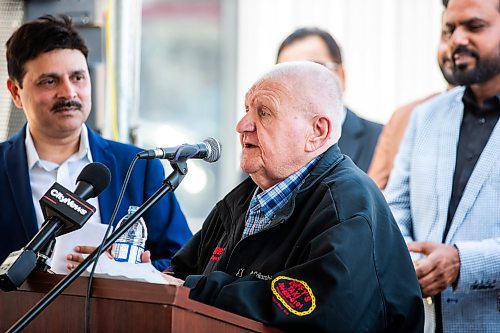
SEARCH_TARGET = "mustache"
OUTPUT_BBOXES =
[452,46,479,61]
[51,100,82,112]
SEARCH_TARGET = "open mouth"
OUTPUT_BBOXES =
[453,53,473,62]
[243,143,258,149]
[452,47,478,69]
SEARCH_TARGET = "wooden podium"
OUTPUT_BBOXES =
[0,273,281,332]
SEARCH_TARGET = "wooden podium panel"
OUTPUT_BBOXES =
[0,273,281,333]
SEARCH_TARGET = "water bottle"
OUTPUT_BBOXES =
[111,206,148,264]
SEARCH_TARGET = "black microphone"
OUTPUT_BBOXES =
[0,162,111,291]
[35,162,112,272]
[137,137,221,163]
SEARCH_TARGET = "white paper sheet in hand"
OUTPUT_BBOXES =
[51,222,170,284]
[51,222,109,275]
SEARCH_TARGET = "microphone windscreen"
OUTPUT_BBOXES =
[77,162,112,197]
[203,137,222,163]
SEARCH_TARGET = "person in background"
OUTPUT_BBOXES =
[164,61,424,332]
[276,27,382,172]
[0,15,192,271]
[368,9,458,190]
[384,0,500,331]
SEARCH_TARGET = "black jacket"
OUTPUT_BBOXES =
[170,145,424,332]
[338,108,382,172]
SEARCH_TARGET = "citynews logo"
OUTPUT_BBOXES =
[50,189,88,215]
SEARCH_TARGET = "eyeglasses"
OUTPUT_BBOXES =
[313,61,339,71]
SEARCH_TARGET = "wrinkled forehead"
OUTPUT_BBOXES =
[245,77,295,105]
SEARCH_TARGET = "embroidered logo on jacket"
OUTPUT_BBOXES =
[271,276,316,316]
[210,246,224,261]
[250,270,272,280]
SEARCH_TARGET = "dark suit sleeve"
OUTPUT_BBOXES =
[183,216,423,333]
[142,159,192,271]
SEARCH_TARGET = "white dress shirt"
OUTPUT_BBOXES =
[25,124,102,229]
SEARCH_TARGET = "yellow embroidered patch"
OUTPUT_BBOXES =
[271,276,316,316]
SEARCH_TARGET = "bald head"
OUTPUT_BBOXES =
[253,61,343,143]
[237,62,343,190]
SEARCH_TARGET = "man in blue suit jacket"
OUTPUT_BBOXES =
[0,15,191,272]
[276,27,382,172]
[384,0,499,331]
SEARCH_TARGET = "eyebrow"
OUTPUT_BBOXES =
[35,73,59,81]
[37,69,87,78]
[446,17,488,27]
[462,17,488,25]
[71,69,87,76]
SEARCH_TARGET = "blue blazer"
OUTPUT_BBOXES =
[384,87,500,332]
[0,126,192,271]
[338,108,382,172]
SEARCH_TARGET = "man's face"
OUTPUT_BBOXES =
[443,0,500,85]
[236,78,312,190]
[277,35,346,92]
[437,29,457,86]
[7,48,91,139]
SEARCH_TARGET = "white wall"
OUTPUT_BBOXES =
[237,0,446,124]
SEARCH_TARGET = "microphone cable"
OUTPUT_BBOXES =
[84,155,139,333]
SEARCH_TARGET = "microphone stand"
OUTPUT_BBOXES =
[7,161,188,333]
[35,238,56,272]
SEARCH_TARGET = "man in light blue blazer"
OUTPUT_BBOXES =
[384,0,500,331]
[0,15,192,272]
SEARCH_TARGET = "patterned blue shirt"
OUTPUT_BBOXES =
[241,155,322,239]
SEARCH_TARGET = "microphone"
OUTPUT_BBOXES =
[0,162,111,291]
[37,162,111,236]
[73,162,111,200]
[34,162,112,272]
[137,137,221,163]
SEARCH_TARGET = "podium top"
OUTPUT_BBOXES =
[2,272,281,333]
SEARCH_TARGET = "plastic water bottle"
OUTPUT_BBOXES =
[111,206,148,264]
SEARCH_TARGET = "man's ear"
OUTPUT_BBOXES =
[7,79,23,108]
[305,115,331,152]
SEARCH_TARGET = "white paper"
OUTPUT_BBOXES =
[85,254,169,285]
[50,222,170,285]
[51,222,109,274]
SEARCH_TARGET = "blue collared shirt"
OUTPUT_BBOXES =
[242,155,322,239]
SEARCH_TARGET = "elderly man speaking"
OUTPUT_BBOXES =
[166,62,424,332]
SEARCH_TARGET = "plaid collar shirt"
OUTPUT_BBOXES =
[241,155,322,239]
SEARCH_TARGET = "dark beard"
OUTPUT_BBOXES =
[451,46,500,85]
[439,65,459,86]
